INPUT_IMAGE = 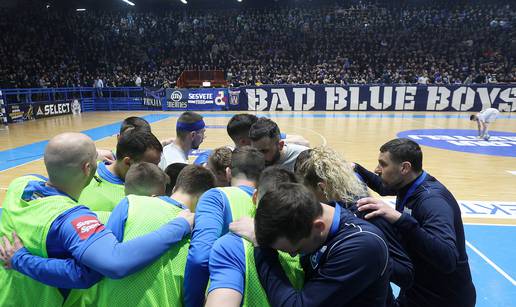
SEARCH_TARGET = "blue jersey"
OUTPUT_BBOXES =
[208,233,246,295]
[184,185,254,307]
[193,150,212,166]
[97,161,124,185]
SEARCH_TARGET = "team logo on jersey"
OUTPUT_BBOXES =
[71,216,105,240]
[310,245,327,269]
[398,129,516,157]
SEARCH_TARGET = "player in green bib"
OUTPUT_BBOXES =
[206,166,305,307]
[0,133,194,307]
[184,146,266,307]
[79,128,163,212]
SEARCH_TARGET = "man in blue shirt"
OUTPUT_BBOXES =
[0,133,193,305]
[206,166,300,306]
[354,138,476,307]
[253,183,391,306]
[184,146,265,307]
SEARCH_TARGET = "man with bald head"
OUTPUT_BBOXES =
[0,133,194,306]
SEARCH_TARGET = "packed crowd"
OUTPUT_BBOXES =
[0,1,514,88]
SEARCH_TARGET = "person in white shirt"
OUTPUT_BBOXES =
[159,111,206,169]
[470,108,500,140]
[249,117,309,172]
[135,75,142,87]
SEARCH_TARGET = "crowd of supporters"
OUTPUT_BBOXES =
[0,0,514,88]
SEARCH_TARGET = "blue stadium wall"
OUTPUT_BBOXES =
[1,85,515,123]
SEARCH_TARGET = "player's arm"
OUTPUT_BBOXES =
[11,247,103,289]
[205,234,246,307]
[51,206,193,280]
[353,163,396,196]
[184,189,227,307]
[205,289,242,307]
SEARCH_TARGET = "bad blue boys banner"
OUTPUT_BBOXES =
[229,85,516,112]
[164,88,228,111]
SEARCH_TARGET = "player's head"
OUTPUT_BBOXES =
[249,118,283,166]
[173,165,216,210]
[227,113,258,148]
[294,148,312,174]
[255,183,324,255]
[297,146,367,204]
[124,162,168,196]
[228,146,265,184]
[376,138,423,189]
[469,114,478,121]
[176,111,205,150]
[206,147,232,187]
[119,116,151,136]
[164,163,188,195]
[255,166,298,205]
[44,133,97,196]
[115,129,163,180]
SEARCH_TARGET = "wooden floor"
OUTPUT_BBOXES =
[1,111,515,205]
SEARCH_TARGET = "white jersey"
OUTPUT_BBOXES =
[477,108,500,123]
[159,143,188,170]
[277,143,309,172]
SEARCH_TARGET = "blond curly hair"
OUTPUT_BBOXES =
[297,146,368,203]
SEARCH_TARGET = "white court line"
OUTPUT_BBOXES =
[465,240,516,286]
[284,125,327,146]
[507,171,516,176]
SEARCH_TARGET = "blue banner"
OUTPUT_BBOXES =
[164,88,228,111]
[228,85,516,112]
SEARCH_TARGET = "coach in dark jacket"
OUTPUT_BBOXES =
[355,138,476,307]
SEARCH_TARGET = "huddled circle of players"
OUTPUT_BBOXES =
[0,111,476,307]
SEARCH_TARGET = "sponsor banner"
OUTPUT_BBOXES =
[34,101,72,119]
[384,198,516,220]
[398,129,516,157]
[5,104,33,123]
[230,85,516,111]
[164,88,228,111]
[143,87,165,109]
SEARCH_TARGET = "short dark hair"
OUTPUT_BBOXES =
[380,138,423,172]
[294,149,312,174]
[231,146,265,182]
[249,118,281,142]
[174,165,216,198]
[164,163,188,196]
[120,117,151,134]
[257,166,298,201]
[116,129,163,161]
[227,114,258,143]
[255,183,322,247]
[469,114,476,121]
[125,162,168,196]
[176,111,204,139]
[207,147,232,175]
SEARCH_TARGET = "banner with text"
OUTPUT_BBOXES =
[228,85,516,111]
[164,88,228,111]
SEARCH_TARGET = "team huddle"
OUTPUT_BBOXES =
[0,112,476,307]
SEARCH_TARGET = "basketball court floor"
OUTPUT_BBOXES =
[1,111,515,306]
